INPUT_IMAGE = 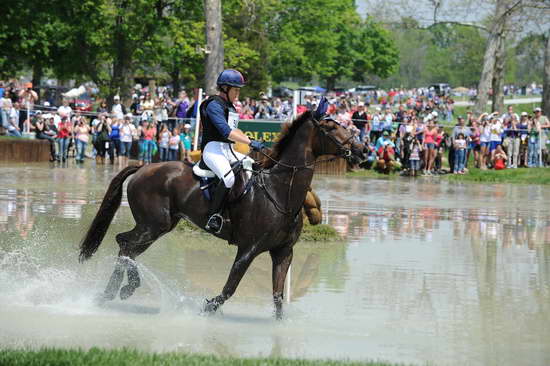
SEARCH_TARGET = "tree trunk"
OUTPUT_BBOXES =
[110,13,134,108]
[204,0,224,96]
[32,64,43,102]
[474,0,507,115]
[491,33,506,114]
[171,68,181,97]
[325,76,336,92]
[543,32,550,117]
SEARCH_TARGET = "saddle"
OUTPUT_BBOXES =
[192,157,255,202]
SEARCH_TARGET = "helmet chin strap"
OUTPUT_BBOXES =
[220,85,231,103]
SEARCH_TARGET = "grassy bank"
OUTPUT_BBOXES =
[0,348,405,366]
[445,167,550,185]
[176,219,342,242]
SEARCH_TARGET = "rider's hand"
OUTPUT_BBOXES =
[249,140,265,152]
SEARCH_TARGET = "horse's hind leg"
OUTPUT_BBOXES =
[270,246,293,320]
[116,224,172,301]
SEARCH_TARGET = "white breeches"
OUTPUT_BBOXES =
[203,141,246,188]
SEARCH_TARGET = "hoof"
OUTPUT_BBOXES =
[119,284,135,300]
[94,292,115,305]
[275,308,283,320]
[203,298,220,314]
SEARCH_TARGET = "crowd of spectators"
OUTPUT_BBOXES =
[321,98,550,175]
[0,78,546,175]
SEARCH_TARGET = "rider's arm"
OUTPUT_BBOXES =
[206,101,251,145]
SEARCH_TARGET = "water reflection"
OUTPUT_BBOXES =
[1,165,550,365]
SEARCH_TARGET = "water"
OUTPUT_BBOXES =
[1,162,549,365]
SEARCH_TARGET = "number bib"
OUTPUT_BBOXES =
[228,111,239,129]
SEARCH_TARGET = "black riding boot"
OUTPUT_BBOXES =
[205,184,230,233]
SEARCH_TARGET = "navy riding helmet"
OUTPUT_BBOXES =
[216,69,246,88]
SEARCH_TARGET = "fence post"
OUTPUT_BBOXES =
[193,88,203,151]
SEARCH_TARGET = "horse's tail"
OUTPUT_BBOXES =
[79,165,141,262]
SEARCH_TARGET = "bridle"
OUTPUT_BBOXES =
[254,114,357,217]
[257,115,356,171]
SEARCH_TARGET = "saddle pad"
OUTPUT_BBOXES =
[192,162,216,178]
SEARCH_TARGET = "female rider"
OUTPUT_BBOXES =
[200,69,263,233]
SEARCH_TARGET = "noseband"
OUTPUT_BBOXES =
[311,117,355,159]
[255,115,357,217]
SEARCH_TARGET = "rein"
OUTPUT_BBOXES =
[254,116,356,217]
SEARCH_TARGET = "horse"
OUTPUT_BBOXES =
[79,109,366,319]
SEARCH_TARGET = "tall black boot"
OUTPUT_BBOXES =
[205,184,230,233]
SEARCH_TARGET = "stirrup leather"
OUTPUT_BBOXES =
[205,213,224,234]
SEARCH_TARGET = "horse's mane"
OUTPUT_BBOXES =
[260,111,312,168]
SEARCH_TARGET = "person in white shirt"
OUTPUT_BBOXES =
[119,114,136,166]
[489,116,503,160]
[57,99,72,119]
[111,95,125,119]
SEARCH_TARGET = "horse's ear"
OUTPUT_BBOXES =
[314,97,328,120]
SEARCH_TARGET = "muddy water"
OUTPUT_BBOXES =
[1,163,549,366]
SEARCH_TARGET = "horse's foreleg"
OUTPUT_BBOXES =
[270,246,293,320]
[204,247,257,314]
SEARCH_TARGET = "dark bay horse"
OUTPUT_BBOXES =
[79,110,366,318]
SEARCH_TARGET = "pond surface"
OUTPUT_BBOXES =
[1,162,549,366]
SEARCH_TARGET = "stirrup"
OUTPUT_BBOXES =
[205,213,224,234]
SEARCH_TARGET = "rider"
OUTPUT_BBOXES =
[200,69,264,233]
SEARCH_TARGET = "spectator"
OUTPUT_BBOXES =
[479,116,491,169]
[180,123,193,162]
[108,118,121,164]
[169,125,181,161]
[489,116,503,162]
[352,102,368,142]
[518,112,529,167]
[493,145,507,170]
[119,114,136,166]
[7,102,22,137]
[527,116,541,167]
[504,115,520,168]
[450,116,471,170]
[111,95,126,120]
[467,120,481,169]
[74,117,90,163]
[1,90,12,130]
[35,115,56,161]
[423,121,438,175]
[56,116,72,162]
[255,95,273,119]
[174,91,190,124]
[142,120,157,165]
[409,138,422,177]
[93,116,111,164]
[57,99,73,120]
[158,123,171,162]
[97,100,108,114]
[453,132,467,174]
[370,107,382,142]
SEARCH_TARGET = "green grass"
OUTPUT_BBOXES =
[300,222,342,242]
[176,219,342,242]
[445,167,550,185]
[0,348,407,366]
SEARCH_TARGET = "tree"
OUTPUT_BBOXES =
[269,0,398,89]
[543,32,550,117]
[204,0,224,96]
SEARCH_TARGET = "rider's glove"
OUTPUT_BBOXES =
[249,140,265,152]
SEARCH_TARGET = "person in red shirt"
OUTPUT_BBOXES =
[56,116,72,162]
